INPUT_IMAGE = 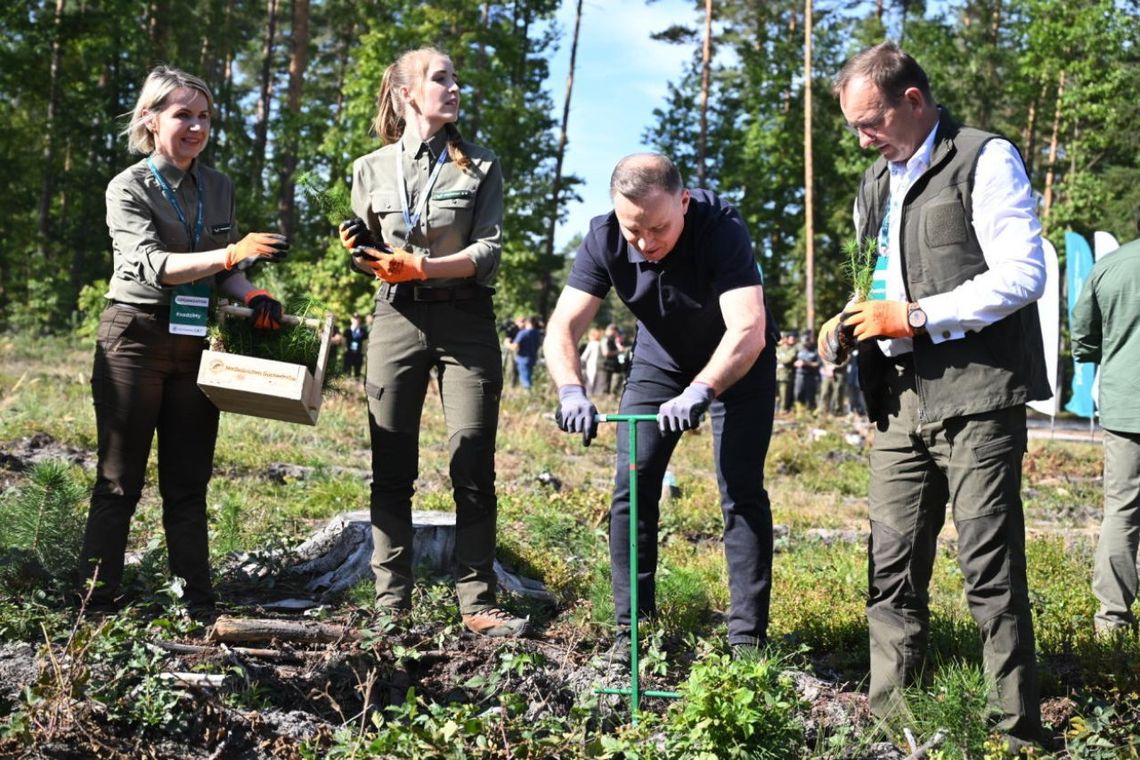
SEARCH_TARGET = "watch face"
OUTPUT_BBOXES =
[908,307,927,328]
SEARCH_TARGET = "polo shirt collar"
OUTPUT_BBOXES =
[623,203,694,265]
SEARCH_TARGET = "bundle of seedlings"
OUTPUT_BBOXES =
[209,295,339,382]
[821,236,878,364]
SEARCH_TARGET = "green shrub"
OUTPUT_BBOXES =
[660,652,805,759]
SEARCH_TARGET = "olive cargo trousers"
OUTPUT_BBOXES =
[866,361,1040,742]
[364,292,502,615]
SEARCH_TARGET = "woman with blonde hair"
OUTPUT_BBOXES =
[338,47,525,636]
[78,65,288,613]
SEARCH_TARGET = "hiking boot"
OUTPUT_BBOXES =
[462,606,529,637]
[606,626,633,667]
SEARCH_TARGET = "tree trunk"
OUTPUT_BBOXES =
[252,0,280,200]
[278,0,311,238]
[210,615,357,645]
[262,510,555,605]
[802,0,815,332]
[1021,83,1040,179]
[538,0,583,318]
[37,0,66,260]
[466,1,492,143]
[1042,71,1065,235]
[696,0,713,187]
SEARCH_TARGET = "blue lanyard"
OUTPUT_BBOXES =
[147,157,204,251]
[397,141,449,232]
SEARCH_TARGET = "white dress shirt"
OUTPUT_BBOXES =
[857,120,1047,356]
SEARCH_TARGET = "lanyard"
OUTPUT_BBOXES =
[396,140,449,232]
[147,157,204,251]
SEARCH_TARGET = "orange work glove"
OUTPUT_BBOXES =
[354,247,428,283]
[243,289,283,330]
[817,313,851,365]
[224,232,289,271]
[841,300,912,341]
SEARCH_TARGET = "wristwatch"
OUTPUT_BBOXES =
[907,302,928,335]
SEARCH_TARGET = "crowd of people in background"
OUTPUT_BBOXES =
[774,329,865,417]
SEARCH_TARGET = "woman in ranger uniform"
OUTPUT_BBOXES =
[80,66,288,612]
[338,47,525,637]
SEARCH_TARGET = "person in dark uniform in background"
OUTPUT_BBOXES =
[343,313,367,380]
[80,66,288,613]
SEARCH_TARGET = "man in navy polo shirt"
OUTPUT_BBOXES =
[544,153,778,657]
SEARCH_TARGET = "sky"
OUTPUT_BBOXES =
[543,0,698,250]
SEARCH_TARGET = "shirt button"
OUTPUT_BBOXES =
[942,331,950,339]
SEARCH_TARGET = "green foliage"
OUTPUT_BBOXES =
[74,279,109,340]
[0,460,87,591]
[843,236,878,302]
[903,661,991,758]
[1065,696,1140,759]
[662,652,805,759]
[211,295,336,379]
[297,172,353,228]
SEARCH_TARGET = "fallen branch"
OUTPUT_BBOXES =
[148,639,303,663]
[903,729,947,760]
[209,615,358,646]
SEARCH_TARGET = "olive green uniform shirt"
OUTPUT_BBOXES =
[1071,239,1140,434]
[104,154,240,305]
[351,129,503,289]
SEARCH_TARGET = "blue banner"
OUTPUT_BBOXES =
[1064,231,1096,419]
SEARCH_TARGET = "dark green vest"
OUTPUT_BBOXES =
[854,116,1050,425]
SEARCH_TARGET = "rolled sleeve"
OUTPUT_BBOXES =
[458,158,503,284]
[105,176,172,290]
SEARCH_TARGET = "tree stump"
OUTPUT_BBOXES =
[279,510,555,605]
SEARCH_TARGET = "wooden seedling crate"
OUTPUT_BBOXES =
[197,304,335,426]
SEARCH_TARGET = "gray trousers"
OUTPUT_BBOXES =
[1093,429,1140,632]
[866,361,1040,742]
[364,293,502,614]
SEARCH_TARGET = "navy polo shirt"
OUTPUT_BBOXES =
[566,189,764,375]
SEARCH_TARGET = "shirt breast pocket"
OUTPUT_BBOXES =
[429,188,477,230]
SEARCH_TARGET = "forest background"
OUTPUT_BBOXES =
[2,0,1138,351]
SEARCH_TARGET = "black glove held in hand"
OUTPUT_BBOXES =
[244,289,283,331]
[555,385,598,446]
[339,218,378,250]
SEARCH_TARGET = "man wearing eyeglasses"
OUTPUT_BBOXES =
[819,41,1050,752]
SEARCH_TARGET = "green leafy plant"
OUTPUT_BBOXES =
[843,235,879,302]
[661,652,804,759]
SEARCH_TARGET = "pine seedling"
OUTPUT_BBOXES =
[210,295,340,381]
[843,235,878,302]
[298,171,354,227]
[0,460,87,588]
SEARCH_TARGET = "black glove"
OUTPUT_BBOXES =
[339,218,378,250]
[244,289,283,331]
[554,385,598,446]
[657,382,714,433]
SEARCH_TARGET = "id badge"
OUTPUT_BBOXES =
[169,282,210,336]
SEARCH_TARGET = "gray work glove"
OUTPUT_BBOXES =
[555,384,598,446]
[817,313,855,365]
[657,382,714,433]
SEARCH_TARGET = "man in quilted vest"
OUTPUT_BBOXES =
[820,41,1050,752]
